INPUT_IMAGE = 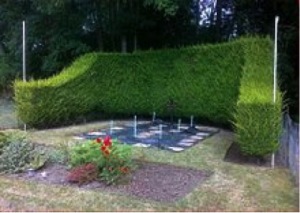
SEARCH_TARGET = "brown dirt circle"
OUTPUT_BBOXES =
[10,161,212,203]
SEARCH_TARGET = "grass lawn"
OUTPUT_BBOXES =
[0,101,298,211]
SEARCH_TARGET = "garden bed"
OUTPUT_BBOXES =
[9,160,212,202]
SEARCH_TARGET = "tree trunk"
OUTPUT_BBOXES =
[133,33,137,51]
[215,0,222,41]
[121,35,127,53]
[0,42,5,55]
[97,29,104,52]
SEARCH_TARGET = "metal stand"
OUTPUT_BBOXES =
[167,98,176,129]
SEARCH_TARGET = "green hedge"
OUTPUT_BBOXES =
[14,41,244,128]
[14,37,283,157]
[233,38,282,157]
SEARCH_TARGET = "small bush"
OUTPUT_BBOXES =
[0,130,47,173]
[47,148,69,165]
[0,132,9,155]
[99,137,134,185]
[0,130,27,155]
[0,140,46,173]
[69,139,106,169]
[69,136,134,184]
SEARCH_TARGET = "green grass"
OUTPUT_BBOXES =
[0,123,298,211]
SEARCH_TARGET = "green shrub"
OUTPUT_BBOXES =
[14,41,244,128]
[0,130,27,155]
[0,132,9,155]
[0,134,47,173]
[99,138,134,185]
[47,148,69,165]
[234,103,282,156]
[233,38,283,157]
[69,140,106,169]
[69,136,134,185]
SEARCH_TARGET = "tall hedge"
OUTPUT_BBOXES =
[14,37,283,157]
[233,38,282,157]
[14,41,244,128]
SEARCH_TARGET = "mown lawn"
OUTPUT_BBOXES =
[0,100,298,211]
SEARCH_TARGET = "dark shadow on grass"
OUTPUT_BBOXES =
[224,142,270,167]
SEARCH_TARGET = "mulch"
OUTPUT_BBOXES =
[9,160,212,203]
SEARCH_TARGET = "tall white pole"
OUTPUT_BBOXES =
[159,124,162,139]
[22,21,27,132]
[271,16,279,169]
[22,21,26,82]
[133,115,137,138]
[190,115,194,127]
[273,16,279,103]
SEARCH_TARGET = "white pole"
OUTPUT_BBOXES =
[22,20,27,132]
[22,21,26,82]
[159,124,162,139]
[177,119,181,131]
[152,112,156,122]
[110,120,113,135]
[273,16,279,103]
[271,16,279,169]
[133,115,137,138]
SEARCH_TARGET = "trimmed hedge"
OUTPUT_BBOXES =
[233,38,282,157]
[14,37,283,157]
[14,41,244,127]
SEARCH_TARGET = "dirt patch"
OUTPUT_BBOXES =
[9,161,212,202]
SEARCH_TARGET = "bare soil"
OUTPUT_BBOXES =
[10,161,212,203]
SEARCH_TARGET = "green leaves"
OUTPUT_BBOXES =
[15,38,246,128]
[69,138,134,185]
[233,37,283,157]
[0,131,47,173]
[143,0,180,16]
[69,140,106,169]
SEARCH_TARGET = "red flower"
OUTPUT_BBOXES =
[101,146,106,151]
[96,138,102,143]
[103,136,112,147]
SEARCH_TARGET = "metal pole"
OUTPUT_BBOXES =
[133,115,137,138]
[271,16,279,169]
[22,20,27,132]
[22,21,26,82]
[110,120,113,135]
[273,16,279,103]
[159,124,162,139]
